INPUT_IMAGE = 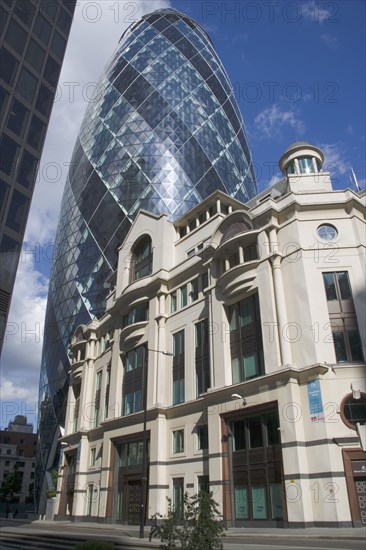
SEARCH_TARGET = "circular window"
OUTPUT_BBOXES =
[317,224,338,241]
[341,394,366,430]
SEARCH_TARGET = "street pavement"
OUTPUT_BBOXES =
[0,517,365,550]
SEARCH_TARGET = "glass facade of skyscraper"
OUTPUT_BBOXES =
[0,0,76,355]
[37,8,257,508]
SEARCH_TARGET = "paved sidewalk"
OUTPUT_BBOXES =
[31,519,366,541]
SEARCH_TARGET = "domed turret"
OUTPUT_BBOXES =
[279,141,324,176]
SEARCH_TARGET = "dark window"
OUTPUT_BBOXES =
[36,83,54,117]
[197,424,208,450]
[191,278,198,301]
[27,114,45,150]
[93,371,102,427]
[343,395,366,427]
[117,441,143,467]
[14,1,36,27]
[122,345,146,416]
[231,420,246,451]
[229,294,264,383]
[0,134,19,176]
[0,85,9,120]
[57,7,72,34]
[0,47,19,86]
[34,13,52,45]
[173,330,185,404]
[172,478,184,520]
[195,320,210,396]
[123,302,149,327]
[44,56,60,87]
[40,0,59,23]
[25,39,46,73]
[322,272,364,363]
[50,30,66,60]
[6,189,29,234]
[172,429,184,453]
[16,67,38,105]
[104,366,110,419]
[17,150,38,189]
[6,98,29,136]
[5,19,28,55]
[0,179,11,222]
[198,475,210,493]
[180,285,187,308]
[130,236,153,281]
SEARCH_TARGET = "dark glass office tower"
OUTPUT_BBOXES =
[37,8,257,510]
[0,0,76,354]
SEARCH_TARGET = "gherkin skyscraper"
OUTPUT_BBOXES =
[37,8,257,508]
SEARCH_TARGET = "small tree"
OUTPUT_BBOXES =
[0,465,22,503]
[150,491,225,550]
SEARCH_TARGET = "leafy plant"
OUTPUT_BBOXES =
[150,491,225,550]
[0,465,22,503]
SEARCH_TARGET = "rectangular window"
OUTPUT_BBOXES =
[0,134,19,176]
[171,291,177,313]
[190,278,198,301]
[6,98,29,136]
[17,150,38,189]
[16,67,38,105]
[172,478,184,520]
[229,294,263,384]
[93,372,102,427]
[25,39,46,73]
[197,424,208,450]
[195,320,210,396]
[172,429,184,454]
[198,475,210,494]
[123,302,149,326]
[122,345,146,415]
[172,330,185,404]
[322,272,364,363]
[180,285,187,308]
[6,189,29,234]
[5,19,27,55]
[89,447,96,467]
[104,366,110,419]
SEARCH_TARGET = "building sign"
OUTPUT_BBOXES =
[307,379,324,422]
[352,461,366,477]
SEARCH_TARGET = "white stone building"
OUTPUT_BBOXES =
[56,143,366,528]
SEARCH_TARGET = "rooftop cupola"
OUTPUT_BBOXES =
[279,141,332,192]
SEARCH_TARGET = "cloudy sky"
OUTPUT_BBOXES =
[1,0,365,429]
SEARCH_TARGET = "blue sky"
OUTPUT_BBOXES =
[1,0,365,430]
[173,0,365,190]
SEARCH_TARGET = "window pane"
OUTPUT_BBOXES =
[44,56,61,87]
[270,484,283,519]
[36,83,54,117]
[252,486,267,519]
[51,30,66,60]
[5,19,28,55]
[7,98,29,136]
[248,417,263,448]
[16,67,38,105]
[6,190,29,234]
[127,349,135,371]
[333,331,347,362]
[231,421,245,451]
[243,352,257,379]
[181,285,187,307]
[323,273,337,300]
[235,486,248,519]
[14,2,36,27]
[171,291,177,312]
[0,134,19,176]
[231,356,241,384]
[191,278,198,301]
[25,39,46,73]
[337,272,351,300]
[17,150,38,189]
[0,47,19,85]
[34,13,52,45]
[264,412,280,446]
[349,330,363,362]
[134,390,141,412]
[0,179,11,222]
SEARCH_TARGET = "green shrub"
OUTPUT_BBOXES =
[75,541,114,550]
[150,491,225,550]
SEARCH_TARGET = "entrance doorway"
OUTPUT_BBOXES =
[126,479,142,525]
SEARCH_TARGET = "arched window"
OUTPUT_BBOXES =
[130,236,152,281]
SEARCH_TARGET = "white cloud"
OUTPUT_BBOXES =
[346,125,354,135]
[1,0,171,429]
[321,143,349,175]
[301,1,335,24]
[320,34,338,49]
[254,104,305,139]
[268,173,283,186]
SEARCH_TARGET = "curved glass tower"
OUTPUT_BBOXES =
[37,8,257,507]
